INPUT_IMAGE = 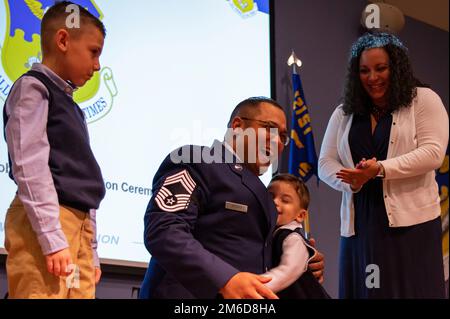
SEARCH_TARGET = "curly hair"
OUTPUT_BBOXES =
[342,38,423,116]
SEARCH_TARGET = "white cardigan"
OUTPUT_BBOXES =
[318,87,449,237]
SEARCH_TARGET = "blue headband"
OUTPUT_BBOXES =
[351,32,407,58]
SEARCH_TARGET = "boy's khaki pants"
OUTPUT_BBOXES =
[4,196,95,299]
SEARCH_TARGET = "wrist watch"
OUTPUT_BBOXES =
[376,161,385,179]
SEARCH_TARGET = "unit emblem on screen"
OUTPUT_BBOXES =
[0,0,118,124]
[227,0,269,18]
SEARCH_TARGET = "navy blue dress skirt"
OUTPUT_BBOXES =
[339,113,446,299]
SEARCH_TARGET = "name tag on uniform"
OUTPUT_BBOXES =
[225,201,248,213]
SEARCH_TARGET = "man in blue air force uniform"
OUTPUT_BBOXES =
[140,97,324,299]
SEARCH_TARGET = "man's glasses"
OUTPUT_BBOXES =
[240,117,290,146]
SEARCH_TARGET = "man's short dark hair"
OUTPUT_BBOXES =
[227,97,284,127]
[41,1,106,54]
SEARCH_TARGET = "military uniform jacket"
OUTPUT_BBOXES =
[140,140,277,299]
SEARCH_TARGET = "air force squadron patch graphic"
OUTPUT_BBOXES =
[227,0,269,18]
[0,0,118,123]
[155,170,197,213]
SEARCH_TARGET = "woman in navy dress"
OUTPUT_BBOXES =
[319,33,448,298]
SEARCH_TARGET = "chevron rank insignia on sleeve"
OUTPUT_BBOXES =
[155,169,197,212]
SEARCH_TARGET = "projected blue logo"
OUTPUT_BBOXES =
[227,0,269,18]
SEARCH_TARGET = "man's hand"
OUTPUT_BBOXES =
[220,272,279,299]
[45,248,73,277]
[95,267,102,285]
[308,238,324,284]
